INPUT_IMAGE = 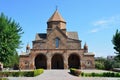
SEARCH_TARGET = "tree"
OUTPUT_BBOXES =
[0,13,23,67]
[112,29,120,61]
[95,57,106,69]
[6,51,19,68]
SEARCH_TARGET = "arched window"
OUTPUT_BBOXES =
[55,38,60,48]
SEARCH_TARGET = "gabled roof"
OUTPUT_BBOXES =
[35,33,47,40]
[66,32,79,40]
[47,10,66,22]
[47,26,67,38]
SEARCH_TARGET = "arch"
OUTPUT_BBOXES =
[68,54,80,69]
[51,54,64,69]
[35,54,47,69]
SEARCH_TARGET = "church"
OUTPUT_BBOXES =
[19,10,95,69]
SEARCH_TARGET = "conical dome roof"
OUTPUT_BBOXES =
[47,10,66,22]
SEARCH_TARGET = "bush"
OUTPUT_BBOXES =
[12,72,20,77]
[70,68,76,74]
[70,68,81,76]
[23,71,34,77]
[74,70,81,76]
[115,73,120,77]
[34,69,44,76]
[82,72,120,77]
[0,69,44,77]
[0,78,8,80]
[104,60,114,70]
[95,62,105,69]
[91,72,95,77]
[112,61,120,68]
[81,72,84,76]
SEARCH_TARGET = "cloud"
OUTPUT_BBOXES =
[90,15,120,33]
[93,20,108,26]
[90,28,99,33]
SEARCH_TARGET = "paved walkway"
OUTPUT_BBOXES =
[8,70,120,80]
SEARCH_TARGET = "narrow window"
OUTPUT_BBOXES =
[55,38,59,48]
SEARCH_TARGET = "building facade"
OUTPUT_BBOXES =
[19,10,95,69]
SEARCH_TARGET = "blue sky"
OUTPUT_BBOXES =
[0,0,120,57]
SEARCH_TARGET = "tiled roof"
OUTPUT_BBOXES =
[35,33,47,40]
[66,32,79,40]
[84,52,94,56]
[47,10,65,22]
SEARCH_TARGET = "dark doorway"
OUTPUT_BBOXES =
[35,54,47,69]
[51,54,64,69]
[68,54,80,69]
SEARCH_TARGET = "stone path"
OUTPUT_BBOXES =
[8,70,120,80]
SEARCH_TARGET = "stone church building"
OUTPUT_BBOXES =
[19,10,95,69]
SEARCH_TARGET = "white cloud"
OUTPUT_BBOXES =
[93,20,108,26]
[90,15,120,33]
[90,28,99,33]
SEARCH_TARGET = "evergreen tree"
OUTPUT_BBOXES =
[112,29,120,61]
[0,13,23,67]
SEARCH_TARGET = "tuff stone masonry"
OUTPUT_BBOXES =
[19,10,95,69]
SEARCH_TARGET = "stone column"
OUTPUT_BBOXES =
[64,60,68,69]
[63,53,68,69]
[47,52,51,69]
[47,60,51,69]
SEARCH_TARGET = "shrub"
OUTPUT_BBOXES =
[0,69,44,77]
[112,61,120,68]
[24,71,34,77]
[81,72,84,76]
[34,69,44,76]
[82,72,120,77]
[0,78,8,80]
[115,73,120,77]
[74,70,81,76]
[70,68,76,75]
[70,68,81,76]
[95,62,105,69]
[91,72,95,77]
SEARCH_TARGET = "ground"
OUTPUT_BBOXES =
[7,69,120,80]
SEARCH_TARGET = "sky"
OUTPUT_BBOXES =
[0,0,120,57]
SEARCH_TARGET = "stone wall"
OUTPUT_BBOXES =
[19,49,94,70]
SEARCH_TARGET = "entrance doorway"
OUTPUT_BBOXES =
[51,54,64,69]
[35,54,47,69]
[68,54,80,69]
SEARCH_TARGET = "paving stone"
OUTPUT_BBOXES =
[8,70,120,80]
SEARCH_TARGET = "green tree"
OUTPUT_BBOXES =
[95,57,106,69]
[0,13,23,67]
[6,52,19,68]
[104,60,114,70]
[112,29,120,61]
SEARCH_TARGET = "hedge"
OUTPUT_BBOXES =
[0,69,44,77]
[70,68,120,77]
[81,72,120,77]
